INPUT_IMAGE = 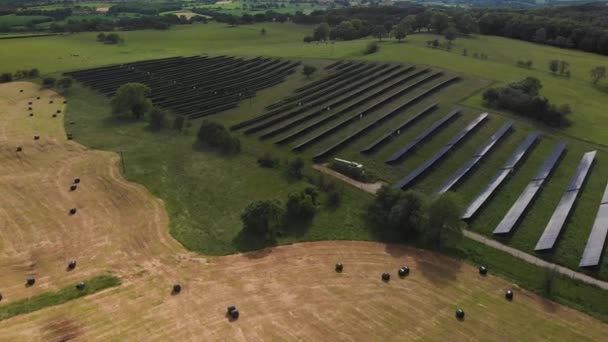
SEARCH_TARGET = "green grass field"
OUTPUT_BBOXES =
[2,20,608,321]
[0,14,51,26]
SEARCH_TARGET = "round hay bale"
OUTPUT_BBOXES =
[34,135,40,140]
[505,290,514,301]
[16,146,22,152]
[335,263,343,272]
[74,178,81,184]
[56,109,61,114]
[63,100,67,104]
[69,208,77,215]
[398,266,410,277]
[382,272,390,282]
[70,184,77,191]
[68,260,77,269]
[230,309,239,319]
[173,284,182,294]
[36,96,40,100]
[26,276,35,286]
[455,308,465,319]
[49,100,54,104]
[28,107,32,111]
[29,113,34,117]
[52,114,57,118]
[20,89,23,92]
[479,266,487,275]
[76,282,85,290]
[28,102,32,105]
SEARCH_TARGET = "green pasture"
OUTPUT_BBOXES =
[0,14,51,26]
[0,23,606,144]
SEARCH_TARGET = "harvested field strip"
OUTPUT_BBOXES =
[273,69,433,145]
[292,72,445,152]
[0,275,120,322]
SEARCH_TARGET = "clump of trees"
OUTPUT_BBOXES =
[483,77,571,127]
[97,33,123,44]
[111,83,152,119]
[56,77,73,94]
[197,120,241,155]
[0,68,40,83]
[302,65,317,78]
[516,60,534,69]
[286,188,317,220]
[42,77,56,88]
[549,60,570,77]
[368,187,464,249]
[287,157,304,179]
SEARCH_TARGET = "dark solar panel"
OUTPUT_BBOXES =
[493,179,544,234]
[392,113,487,190]
[435,121,512,194]
[462,169,511,220]
[566,151,596,192]
[385,109,460,163]
[462,132,540,220]
[446,113,488,146]
[501,132,540,169]
[360,102,438,154]
[532,142,567,180]
[579,203,608,267]
[535,191,579,251]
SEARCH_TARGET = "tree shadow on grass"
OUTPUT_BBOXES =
[101,115,141,128]
[232,228,276,257]
[192,141,240,160]
[280,217,313,239]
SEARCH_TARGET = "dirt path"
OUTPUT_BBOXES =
[0,82,606,340]
[313,164,385,193]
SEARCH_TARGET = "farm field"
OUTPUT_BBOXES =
[0,22,606,144]
[0,83,607,339]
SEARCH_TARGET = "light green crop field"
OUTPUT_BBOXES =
[0,14,51,26]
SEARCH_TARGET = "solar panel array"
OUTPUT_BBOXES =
[392,113,488,190]
[360,103,438,154]
[580,181,608,267]
[493,142,567,234]
[535,151,597,251]
[435,121,513,194]
[385,109,461,164]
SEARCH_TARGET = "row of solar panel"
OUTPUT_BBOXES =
[435,121,513,194]
[385,109,461,164]
[535,151,597,251]
[392,113,488,190]
[492,142,567,235]
[580,182,608,267]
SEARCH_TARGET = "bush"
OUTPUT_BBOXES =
[286,190,316,220]
[483,77,571,127]
[302,64,317,78]
[241,200,284,239]
[148,106,169,130]
[111,83,152,119]
[257,152,279,168]
[364,41,379,55]
[42,77,56,88]
[97,32,106,41]
[303,35,314,43]
[287,157,304,179]
[0,73,12,83]
[56,77,73,93]
[28,68,39,78]
[197,120,241,154]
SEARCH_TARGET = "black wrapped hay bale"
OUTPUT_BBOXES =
[26,276,36,286]
[28,107,32,111]
[76,282,85,290]
[456,308,465,319]
[56,109,61,114]
[20,89,23,92]
[34,135,40,140]
[69,208,77,215]
[74,178,80,184]
[70,184,77,191]
[479,266,487,275]
[68,260,77,269]
[173,284,182,294]
[335,263,343,272]
[16,146,22,152]
[36,96,40,100]
[382,272,390,282]
[29,113,34,117]
[398,266,410,277]
[230,309,239,319]
[49,100,53,104]
[227,305,236,314]
[505,290,514,300]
